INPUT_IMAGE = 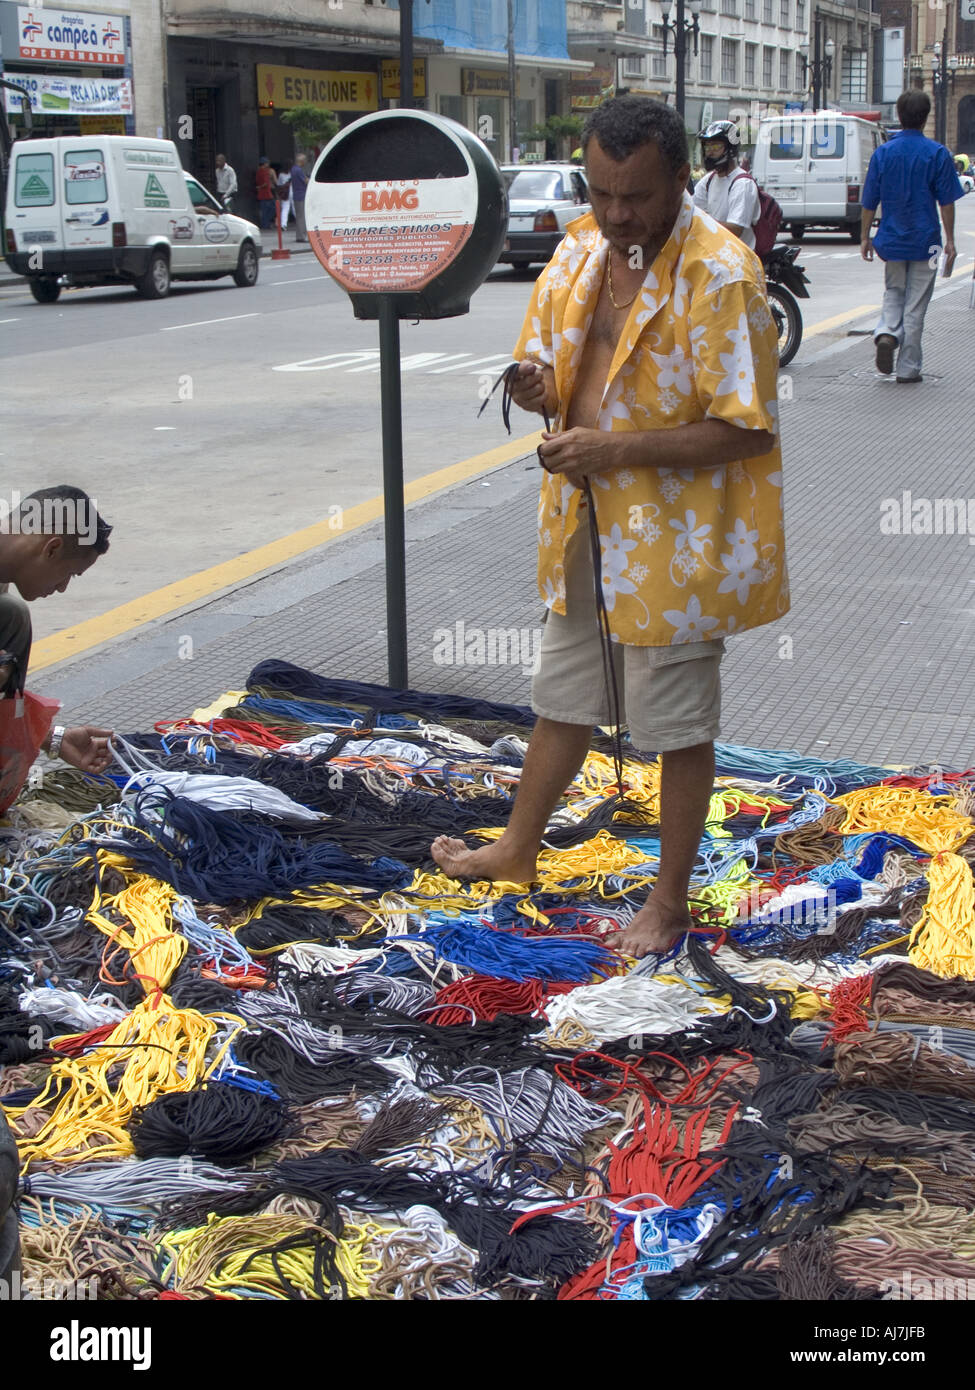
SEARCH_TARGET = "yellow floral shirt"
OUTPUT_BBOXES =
[512,193,790,646]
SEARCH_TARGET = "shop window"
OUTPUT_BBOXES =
[439,95,465,124]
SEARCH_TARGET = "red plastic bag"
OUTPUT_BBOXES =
[0,691,60,813]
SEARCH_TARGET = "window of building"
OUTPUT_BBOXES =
[795,0,805,31]
[763,0,773,23]
[700,33,715,81]
[649,24,665,77]
[721,0,739,15]
[762,44,774,86]
[780,0,789,26]
[439,95,464,124]
[779,49,790,88]
[745,43,758,85]
[745,0,756,16]
[841,49,867,102]
[721,37,739,84]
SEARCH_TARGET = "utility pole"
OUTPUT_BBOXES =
[507,0,518,159]
[661,0,701,117]
[399,0,414,111]
[675,0,687,116]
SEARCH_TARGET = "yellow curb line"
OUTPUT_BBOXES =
[31,430,543,673]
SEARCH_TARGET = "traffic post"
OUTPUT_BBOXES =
[305,111,506,687]
[271,193,290,261]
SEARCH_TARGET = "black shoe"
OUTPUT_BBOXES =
[875,334,897,374]
[896,375,923,383]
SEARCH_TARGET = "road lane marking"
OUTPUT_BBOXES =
[30,430,545,672]
[429,354,513,373]
[803,304,879,337]
[266,275,324,285]
[346,351,448,374]
[273,350,379,372]
[0,318,21,323]
[162,312,261,331]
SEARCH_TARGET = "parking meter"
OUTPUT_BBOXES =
[305,112,507,685]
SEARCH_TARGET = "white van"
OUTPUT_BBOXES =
[4,135,261,303]
[753,113,885,243]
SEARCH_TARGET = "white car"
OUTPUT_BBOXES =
[5,135,261,303]
[497,163,590,269]
[959,171,974,194]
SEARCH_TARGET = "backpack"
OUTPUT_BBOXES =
[706,170,783,258]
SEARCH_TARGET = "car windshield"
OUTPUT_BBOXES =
[506,171,563,201]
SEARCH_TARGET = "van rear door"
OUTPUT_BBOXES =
[806,116,849,222]
[62,145,113,253]
[8,142,62,262]
[759,118,806,225]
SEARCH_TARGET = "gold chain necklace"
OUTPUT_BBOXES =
[606,254,639,311]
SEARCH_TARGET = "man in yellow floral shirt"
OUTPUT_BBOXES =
[432,96,788,956]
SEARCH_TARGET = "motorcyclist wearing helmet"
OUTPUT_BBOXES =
[692,120,760,252]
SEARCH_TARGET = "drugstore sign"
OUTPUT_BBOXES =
[14,6,125,64]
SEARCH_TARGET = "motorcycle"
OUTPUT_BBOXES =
[761,244,810,369]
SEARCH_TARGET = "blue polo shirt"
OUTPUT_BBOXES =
[861,129,963,262]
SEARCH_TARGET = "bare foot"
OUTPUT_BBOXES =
[430,834,538,884]
[610,894,693,959]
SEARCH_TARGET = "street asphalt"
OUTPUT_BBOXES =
[5,237,975,772]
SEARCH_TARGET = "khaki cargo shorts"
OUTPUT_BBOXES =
[531,527,725,752]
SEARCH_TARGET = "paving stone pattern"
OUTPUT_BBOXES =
[46,288,975,770]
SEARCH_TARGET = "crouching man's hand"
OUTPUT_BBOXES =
[58,726,114,775]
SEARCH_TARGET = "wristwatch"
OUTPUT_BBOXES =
[48,725,65,759]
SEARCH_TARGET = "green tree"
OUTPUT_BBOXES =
[520,113,584,160]
[280,102,340,156]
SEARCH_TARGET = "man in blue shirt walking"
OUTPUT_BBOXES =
[860,89,963,383]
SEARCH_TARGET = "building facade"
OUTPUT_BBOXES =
[0,0,165,138]
[567,0,880,152]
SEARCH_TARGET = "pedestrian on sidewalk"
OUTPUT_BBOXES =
[0,485,115,777]
[861,90,964,383]
[692,120,760,251]
[256,157,276,231]
[275,164,293,232]
[431,96,788,959]
[215,153,237,213]
[290,153,309,242]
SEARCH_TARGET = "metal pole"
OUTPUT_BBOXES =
[400,0,415,112]
[813,15,822,112]
[939,25,948,146]
[507,0,518,160]
[675,0,686,117]
[377,298,408,689]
